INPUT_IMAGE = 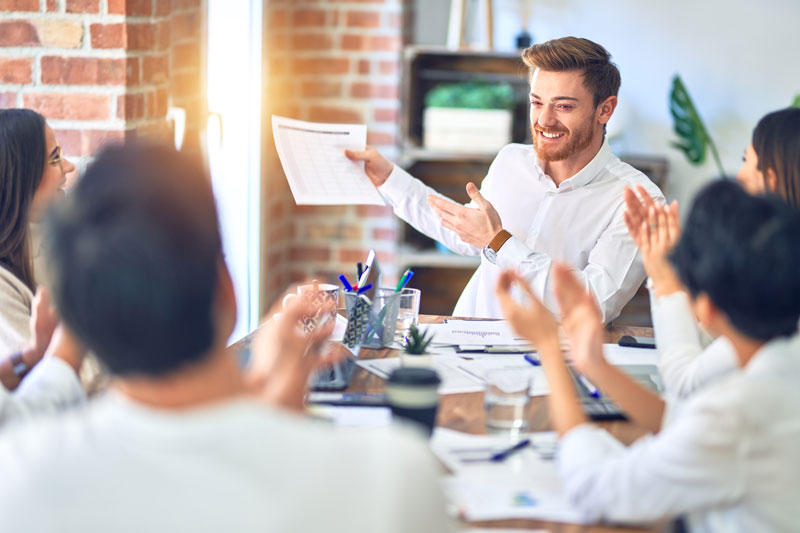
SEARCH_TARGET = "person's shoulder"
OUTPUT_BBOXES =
[494,143,534,161]
[604,156,665,202]
[0,264,32,303]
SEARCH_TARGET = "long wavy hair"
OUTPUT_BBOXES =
[752,107,800,209]
[0,108,47,292]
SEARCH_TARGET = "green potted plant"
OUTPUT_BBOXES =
[423,82,515,153]
[401,324,435,367]
[669,74,725,177]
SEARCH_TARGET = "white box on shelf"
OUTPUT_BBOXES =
[423,107,512,153]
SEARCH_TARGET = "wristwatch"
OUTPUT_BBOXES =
[10,352,30,379]
[482,229,512,265]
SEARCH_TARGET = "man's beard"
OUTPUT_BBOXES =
[531,120,594,162]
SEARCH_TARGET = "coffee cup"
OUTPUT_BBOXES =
[385,367,441,437]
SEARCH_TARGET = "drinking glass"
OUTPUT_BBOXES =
[394,288,421,343]
[484,368,532,440]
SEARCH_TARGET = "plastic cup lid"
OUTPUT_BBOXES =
[386,367,441,386]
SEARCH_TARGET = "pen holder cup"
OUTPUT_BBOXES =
[344,288,401,349]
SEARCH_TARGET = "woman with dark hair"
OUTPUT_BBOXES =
[622,107,800,397]
[0,109,75,360]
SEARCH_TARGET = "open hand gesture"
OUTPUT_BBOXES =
[427,182,503,248]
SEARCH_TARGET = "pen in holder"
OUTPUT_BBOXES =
[344,288,401,349]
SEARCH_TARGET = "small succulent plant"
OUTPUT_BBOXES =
[404,324,434,355]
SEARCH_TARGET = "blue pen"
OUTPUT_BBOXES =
[397,269,414,291]
[523,353,540,366]
[490,438,531,461]
[338,274,353,292]
[578,375,601,398]
[356,283,373,295]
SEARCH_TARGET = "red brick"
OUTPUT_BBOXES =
[346,10,380,27]
[0,92,18,108]
[374,108,398,122]
[293,9,325,27]
[154,0,170,15]
[148,87,169,118]
[41,56,130,85]
[142,54,169,83]
[90,23,124,48]
[127,23,156,50]
[171,0,199,8]
[0,0,39,10]
[372,228,396,240]
[117,93,145,120]
[300,81,341,98]
[356,205,393,217]
[85,129,125,154]
[358,59,370,74]
[292,205,348,216]
[290,246,330,262]
[171,42,199,70]
[308,106,362,124]
[341,34,362,51]
[351,83,398,99]
[66,0,99,13]
[338,248,369,264]
[170,12,200,42]
[367,35,401,51]
[270,9,288,27]
[52,129,81,157]
[24,93,110,121]
[294,58,349,76]
[108,0,151,16]
[292,33,334,51]
[367,131,396,146]
[379,60,398,75]
[0,21,39,47]
[155,20,170,51]
[46,0,57,10]
[170,71,200,99]
[0,58,32,84]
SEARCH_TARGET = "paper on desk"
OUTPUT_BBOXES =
[432,428,588,524]
[272,116,385,205]
[602,343,659,366]
[357,355,486,394]
[423,321,529,346]
[310,406,392,428]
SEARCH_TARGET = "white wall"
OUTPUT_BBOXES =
[414,0,800,210]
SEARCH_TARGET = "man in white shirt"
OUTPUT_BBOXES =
[347,37,664,321]
[0,144,452,533]
[496,180,800,531]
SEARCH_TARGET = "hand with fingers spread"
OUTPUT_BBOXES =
[344,145,394,187]
[495,269,559,351]
[246,291,341,412]
[623,186,684,297]
[552,264,606,376]
[427,182,503,249]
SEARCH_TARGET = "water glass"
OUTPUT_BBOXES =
[394,288,421,342]
[484,368,532,440]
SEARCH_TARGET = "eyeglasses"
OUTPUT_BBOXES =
[48,145,63,166]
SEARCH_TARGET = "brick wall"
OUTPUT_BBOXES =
[0,0,204,175]
[262,0,406,307]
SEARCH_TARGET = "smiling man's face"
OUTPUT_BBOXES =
[529,68,604,163]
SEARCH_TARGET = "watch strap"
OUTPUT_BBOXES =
[10,351,29,378]
[488,230,512,253]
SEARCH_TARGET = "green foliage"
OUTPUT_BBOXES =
[403,324,434,355]
[425,82,515,110]
[792,93,800,108]
[669,75,725,177]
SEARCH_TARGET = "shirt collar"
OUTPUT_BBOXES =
[744,334,800,377]
[534,138,613,192]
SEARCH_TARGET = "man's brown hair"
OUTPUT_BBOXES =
[522,36,620,107]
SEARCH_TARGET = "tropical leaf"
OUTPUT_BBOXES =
[669,75,725,177]
[792,93,800,108]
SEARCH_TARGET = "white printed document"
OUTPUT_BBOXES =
[272,115,385,205]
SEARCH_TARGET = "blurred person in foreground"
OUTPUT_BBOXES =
[0,143,451,533]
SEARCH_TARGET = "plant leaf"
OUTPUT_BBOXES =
[668,75,726,176]
[792,93,800,108]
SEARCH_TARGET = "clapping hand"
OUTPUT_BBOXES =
[427,182,503,248]
[495,269,559,350]
[247,288,341,412]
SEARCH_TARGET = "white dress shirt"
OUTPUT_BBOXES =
[0,356,85,426]
[0,392,453,533]
[558,335,800,532]
[651,289,739,398]
[380,140,664,321]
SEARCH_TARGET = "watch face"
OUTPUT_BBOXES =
[482,246,498,265]
[12,360,27,377]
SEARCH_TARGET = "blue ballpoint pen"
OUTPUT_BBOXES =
[338,274,353,292]
[523,353,540,366]
[490,438,531,461]
[578,375,601,398]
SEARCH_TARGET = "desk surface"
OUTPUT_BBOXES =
[240,316,660,532]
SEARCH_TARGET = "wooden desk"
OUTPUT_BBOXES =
[348,316,660,533]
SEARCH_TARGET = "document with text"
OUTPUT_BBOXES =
[272,115,385,205]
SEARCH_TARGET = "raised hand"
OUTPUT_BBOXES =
[551,264,605,375]
[344,145,394,187]
[427,182,503,248]
[495,269,559,349]
[246,288,341,412]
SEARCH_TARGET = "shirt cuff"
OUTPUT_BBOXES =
[15,355,86,406]
[558,423,625,475]
[377,164,413,207]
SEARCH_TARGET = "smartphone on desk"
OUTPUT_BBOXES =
[618,335,656,349]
